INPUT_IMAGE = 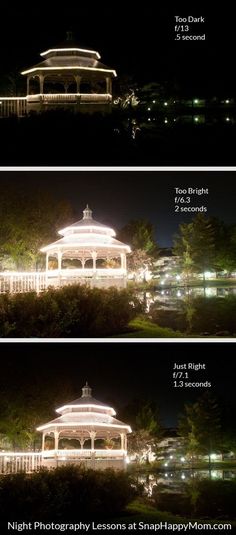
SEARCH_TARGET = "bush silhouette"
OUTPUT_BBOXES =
[0,466,135,521]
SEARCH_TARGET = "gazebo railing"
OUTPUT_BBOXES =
[27,93,112,104]
[43,449,125,459]
[0,269,126,294]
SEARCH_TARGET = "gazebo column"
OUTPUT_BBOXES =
[45,252,49,271]
[39,74,44,94]
[120,433,125,450]
[54,430,59,451]
[91,252,97,272]
[42,432,46,452]
[124,435,127,451]
[89,431,96,451]
[27,76,30,96]
[57,251,62,271]
[79,438,85,450]
[64,82,69,94]
[75,75,81,94]
[81,257,85,269]
[106,77,112,95]
[120,253,127,271]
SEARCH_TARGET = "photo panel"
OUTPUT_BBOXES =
[0,5,235,165]
[0,342,235,532]
[0,170,235,340]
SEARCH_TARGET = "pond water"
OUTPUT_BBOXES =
[134,469,236,496]
[139,286,236,311]
[126,112,236,139]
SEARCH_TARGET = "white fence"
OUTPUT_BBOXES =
[0,269,126,293]
[0,98,27,117]
[0,452,42,474]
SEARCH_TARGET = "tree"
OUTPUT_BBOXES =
[118,219,159,278]
[123,399,162,463]
[0,187,73,270]
[113,75,140,109]
[174,214,216,282]
[0,376,75,451]
[210,218,236,274]
[179,391,222,468]
[0,67,25,97]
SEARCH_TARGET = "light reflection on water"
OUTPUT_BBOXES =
[135,470,236,496]
[127,114,236,137]
[139,286,236,311]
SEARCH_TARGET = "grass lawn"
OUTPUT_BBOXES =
[115,318,186,338]
[114,499,236,526]
[118,499,188,523]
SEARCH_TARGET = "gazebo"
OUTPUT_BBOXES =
[41,205,131,289]
[21,32,117,113]
[37,383,132,470]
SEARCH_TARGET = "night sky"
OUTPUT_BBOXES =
[0,4,235,95]
[0,343,235,427]
[0,171,235,247]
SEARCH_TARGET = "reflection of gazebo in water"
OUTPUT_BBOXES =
[41,205,131,289]
[37,383,131,470]
[21,32,117,113]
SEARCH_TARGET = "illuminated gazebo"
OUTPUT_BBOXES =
[21,32,117,113]
[41,205,131,289]
[37,383,132,470]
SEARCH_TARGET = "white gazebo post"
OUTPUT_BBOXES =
[27,76,30,96]
[90,430,96,469]
[106,77,112,94]
[90,431,96,451]
[79,438,85,450]
[54,430,59,451]
[46,252,49,271]
[42,432,46,452]
[75,75,81,94]
[120,253,126,270]
[57,251,62,271]
[91,251,97,272]
[39,74,44,94]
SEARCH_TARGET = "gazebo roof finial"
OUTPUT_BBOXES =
[82,382,92,398]
[83,205,93,220]
[66,30,75,41]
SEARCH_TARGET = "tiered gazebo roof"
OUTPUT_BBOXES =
[37,383,131,437]
[21,40,117,78]
[41,205,130,262]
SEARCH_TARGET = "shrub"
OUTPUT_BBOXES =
[0,466,135,521]
[0,285,143,337]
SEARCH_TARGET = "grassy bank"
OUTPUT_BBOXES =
[115,318,185,338]
[116,499,236,526]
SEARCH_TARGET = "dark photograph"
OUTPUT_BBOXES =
[0,5,236,165]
